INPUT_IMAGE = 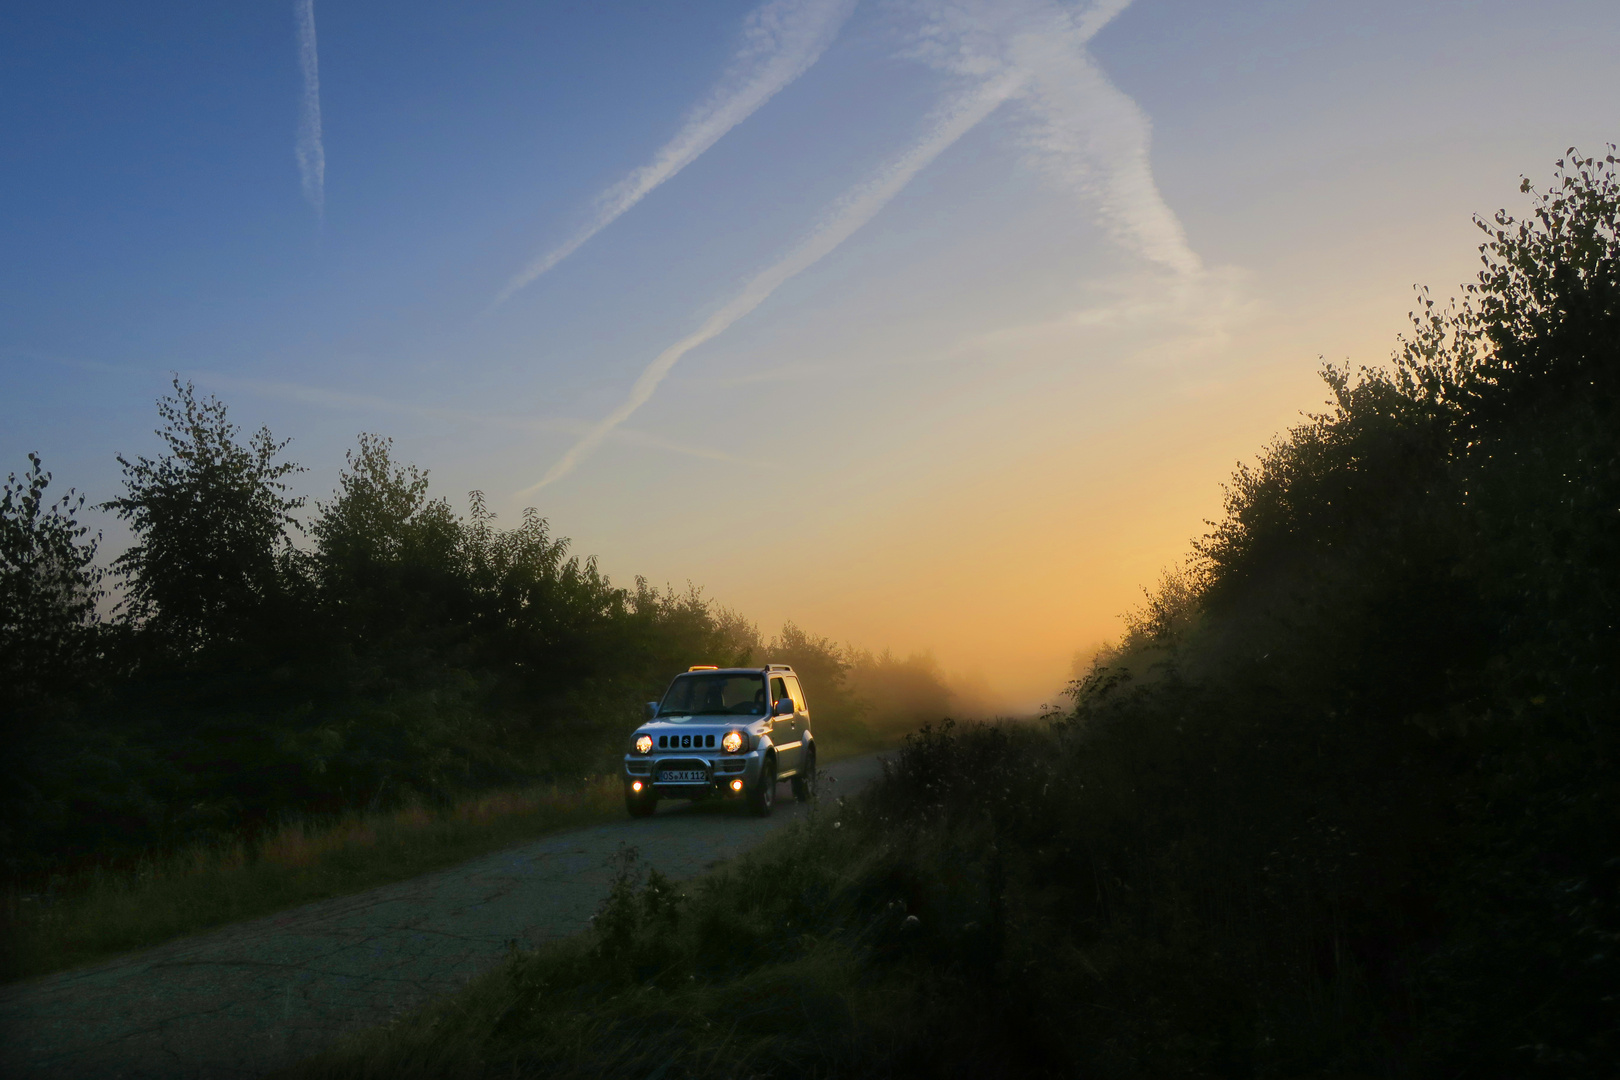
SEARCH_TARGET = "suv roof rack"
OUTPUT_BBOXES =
[766,663,793,671]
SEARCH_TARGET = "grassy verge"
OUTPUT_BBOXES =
[286,798,905,1080]
[1,776,622,983]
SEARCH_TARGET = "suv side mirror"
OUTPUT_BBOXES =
[644,701,659,720]
[773,697,794,716]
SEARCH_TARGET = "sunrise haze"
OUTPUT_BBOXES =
[4,0,1617,708]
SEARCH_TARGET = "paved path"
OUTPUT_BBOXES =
[0,754,885,1079]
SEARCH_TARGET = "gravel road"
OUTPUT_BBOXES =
[0,753,885,1079]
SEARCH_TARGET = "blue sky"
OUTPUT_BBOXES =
[4,0,1617,703]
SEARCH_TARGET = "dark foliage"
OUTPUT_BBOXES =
[4,403,757,877]
[2,404,944,886]
[1,453,102,717]
[1,455,105,869]
[102,378,306,662]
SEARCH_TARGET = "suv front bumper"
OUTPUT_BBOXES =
[623,748,766,797]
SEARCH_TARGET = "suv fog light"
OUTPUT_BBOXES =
[631,780,644,792]
[730,779,744,792]
[722,731,744,754]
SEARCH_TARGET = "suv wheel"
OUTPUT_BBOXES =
[748,758,776,817]
[792,747,817,802]
[625,784,657,818]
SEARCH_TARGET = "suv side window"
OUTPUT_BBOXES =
[784,675,806,712]
[770,677,789,705]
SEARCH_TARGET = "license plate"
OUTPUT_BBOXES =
[659,769,707,783]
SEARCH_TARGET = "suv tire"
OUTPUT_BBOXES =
[792,747,817,802]
[748,758,776,817]
[625,785,657,818]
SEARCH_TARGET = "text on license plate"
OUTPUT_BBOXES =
[659,769,706,783]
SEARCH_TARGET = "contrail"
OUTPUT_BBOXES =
[516,70,1027,496]
[294,0,325,218]
[910,0,1195,274]
[488,0,856,312]
[1010,2,1200,274]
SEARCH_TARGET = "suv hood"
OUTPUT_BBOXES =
[639,720,760,736]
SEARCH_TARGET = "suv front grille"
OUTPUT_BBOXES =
[658,733,716,749]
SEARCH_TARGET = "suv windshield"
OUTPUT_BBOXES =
[659,673,766,717]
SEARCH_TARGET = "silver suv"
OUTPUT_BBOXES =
[622,664,817,817]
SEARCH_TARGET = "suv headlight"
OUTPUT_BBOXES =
[721,730,744,754]
[634,734,653,755]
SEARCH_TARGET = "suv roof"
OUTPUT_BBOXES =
[684,664,796,674]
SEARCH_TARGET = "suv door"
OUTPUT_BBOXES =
[769,676,801,775]
[784,674,810,754]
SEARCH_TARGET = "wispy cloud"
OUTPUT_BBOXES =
[937,264,1254,371]
[909,0,1195,274]
[488,0,857,311]
[294,0,325,219]
[516,70,1027,496]
[1008,7,1199,274]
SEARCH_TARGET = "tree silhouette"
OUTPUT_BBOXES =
[103,379,303,659]
[1,452,102,720]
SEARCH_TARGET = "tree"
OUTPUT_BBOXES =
[103,379,303,657]
[313,433,459,589]
[1,453,102,718]
[1471,147,1620,406]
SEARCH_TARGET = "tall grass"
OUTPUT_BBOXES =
[1,776,621,982]
[289,797,918,1080]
